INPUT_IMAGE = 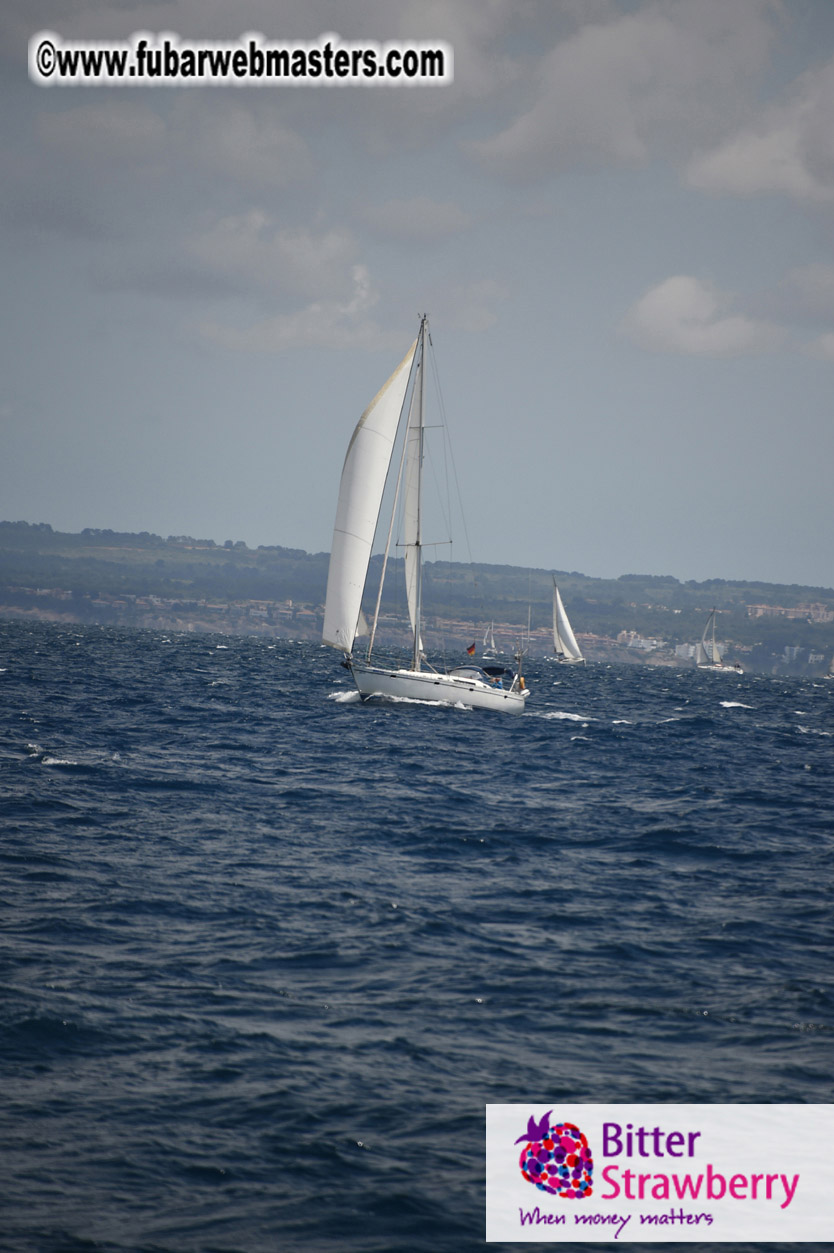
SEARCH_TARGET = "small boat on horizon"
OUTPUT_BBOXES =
[550,579,585,665]
[482,621,500,660]
[695,608,743,673]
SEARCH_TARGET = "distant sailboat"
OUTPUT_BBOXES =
[552,580,584,664]
[695,608,743,673]
[825,654,834,680]
[482,622,499,659]
[322,315,529,714]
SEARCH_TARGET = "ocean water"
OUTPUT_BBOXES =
[1,619,831,1253]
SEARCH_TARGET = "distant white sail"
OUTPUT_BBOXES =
[700,610,722,663]
[553,581,584,663]
[322,340,417,652]
[695,608,742,673]
[694,640,709,666]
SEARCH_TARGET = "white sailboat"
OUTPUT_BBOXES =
[552,580,584,664]
[482,622,499,659]
[695,608,743,673]
[322,315,529,714]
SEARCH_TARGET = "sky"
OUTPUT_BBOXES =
[2,0,834,589]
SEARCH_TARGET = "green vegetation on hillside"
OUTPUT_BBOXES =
[1,521,832,673]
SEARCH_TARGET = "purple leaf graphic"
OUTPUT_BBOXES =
[514,1110,552,1145]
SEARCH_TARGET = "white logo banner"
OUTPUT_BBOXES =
[486,1104,833,1242]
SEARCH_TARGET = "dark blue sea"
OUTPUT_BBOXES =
[1,619,832,1253]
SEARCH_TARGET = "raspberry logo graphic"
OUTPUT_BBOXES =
[515,1112,593,1198]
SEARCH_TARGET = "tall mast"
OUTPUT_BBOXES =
[411,316,427,671]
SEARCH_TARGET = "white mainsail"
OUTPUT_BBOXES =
[322,339,417,653]
[553,580,583,662]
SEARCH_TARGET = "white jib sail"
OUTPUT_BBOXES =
[322,339,418,652]
[553,582,583,660]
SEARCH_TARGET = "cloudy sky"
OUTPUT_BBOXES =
[3,0,834,587]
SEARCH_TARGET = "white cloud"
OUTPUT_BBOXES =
[443,278,508,333]
[38,100,167,163]
[686,53,834,204]
[781,264,834,320]
[619,275,786,357]
[187,211,360,303]
[804,332,834,361]
[469,0,774,178]
[186,101,312,189]
[361,196,471,242]
[198,263,395,351]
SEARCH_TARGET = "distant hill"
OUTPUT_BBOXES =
[1,521,833,675]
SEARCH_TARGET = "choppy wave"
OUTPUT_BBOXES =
[0,620,831,1253]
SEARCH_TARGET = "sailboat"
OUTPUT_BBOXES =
[482,622,499,659]
[825,654,834,680]
[322,315,529,714]
[551,580,584,664]
[695,608,743,673]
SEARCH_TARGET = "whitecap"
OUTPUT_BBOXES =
[328,689,361,703]
[543,710,592,722]
[720,701,753,709]
[375,694,447,708]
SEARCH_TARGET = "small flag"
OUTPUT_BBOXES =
[466,642,476,655]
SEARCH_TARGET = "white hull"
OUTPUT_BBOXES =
[697,663,743,674]
[351,663,528,714]
[552,655,585,665]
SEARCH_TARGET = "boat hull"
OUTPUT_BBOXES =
[350,663,528,714]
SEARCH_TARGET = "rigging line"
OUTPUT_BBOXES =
[425,331,475,569]
[424,324,491,648]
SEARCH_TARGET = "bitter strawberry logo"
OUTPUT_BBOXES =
[515,1112,594,1199]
